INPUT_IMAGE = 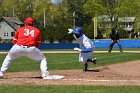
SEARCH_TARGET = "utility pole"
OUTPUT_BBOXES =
[43,0,46,28]
[43,7,46,28]
[94,17,97,40]
[13,7,15,18]
[73,11,75,28]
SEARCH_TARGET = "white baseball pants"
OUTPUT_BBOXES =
[79,52,93,64]
[0,44,49,77]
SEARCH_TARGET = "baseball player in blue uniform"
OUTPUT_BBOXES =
[68,27,97,71]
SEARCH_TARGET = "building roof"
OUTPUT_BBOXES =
[0,17,24,30]
[98,15,113,22]
[98,15,135,22]
[118,17,135,22]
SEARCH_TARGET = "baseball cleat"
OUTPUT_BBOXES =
[92,58,97,64]
[83,63,88,72]
[0,72,4,78]
[42,72,49,78]
[43,75,64,80]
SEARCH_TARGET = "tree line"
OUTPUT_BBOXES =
[0,0,140,43]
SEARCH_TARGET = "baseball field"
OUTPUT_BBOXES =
[0,50,140,93]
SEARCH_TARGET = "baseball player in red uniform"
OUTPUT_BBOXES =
[0,17,49,79]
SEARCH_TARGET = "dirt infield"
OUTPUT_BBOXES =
[0,60,140,86]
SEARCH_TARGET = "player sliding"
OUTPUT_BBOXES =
[68,27,97,71]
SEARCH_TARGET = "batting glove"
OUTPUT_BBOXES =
[68,29,73,34]
[74,47,81,51]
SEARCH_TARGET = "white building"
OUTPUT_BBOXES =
[118,17,135,31]
[98,15,135,32]
[0,17,24,40]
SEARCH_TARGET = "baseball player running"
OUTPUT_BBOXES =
[68,27,97,71]
[0,17,49,79]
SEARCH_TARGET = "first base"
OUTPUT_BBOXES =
[43,75,64,80]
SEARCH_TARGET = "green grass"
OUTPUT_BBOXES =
[1,48,140,52]
[0,52,140,72]
[94,48,140,51]
[0,85,140,93]
[0,52,140,93]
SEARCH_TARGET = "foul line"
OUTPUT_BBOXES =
[63,79,140,82]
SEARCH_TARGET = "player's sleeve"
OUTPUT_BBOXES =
[36,31,41,48]
[12,30,19,45]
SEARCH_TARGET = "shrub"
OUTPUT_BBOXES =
[96,28,103,39]
[54,24,73,43]
[117,27,129,39]
[39,26,55,43]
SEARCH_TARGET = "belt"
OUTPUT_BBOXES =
[18,44,34,48]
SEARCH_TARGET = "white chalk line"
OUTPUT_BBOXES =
[63,79,140,82]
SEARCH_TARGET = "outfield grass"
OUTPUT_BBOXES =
[0,85,140,93]
[0,52,140,93]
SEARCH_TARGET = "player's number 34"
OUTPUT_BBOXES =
[24,29,35,37]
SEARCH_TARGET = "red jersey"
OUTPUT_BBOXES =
[12,25,41,48]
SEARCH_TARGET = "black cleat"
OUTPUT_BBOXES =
[92,58,97,64]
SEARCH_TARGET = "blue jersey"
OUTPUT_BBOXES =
[74,34,94,53]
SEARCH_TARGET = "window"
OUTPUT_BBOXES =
[4,33,8,37]
[11,32,15,37]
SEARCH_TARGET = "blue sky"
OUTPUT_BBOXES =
[52,0,62,4]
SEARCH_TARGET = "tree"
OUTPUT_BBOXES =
[66,0,91,27]
[0,0,17,17]
[116,0,140,17]
[0,0,4,17]
[83,0,123,28]
[0,0,37,20]
[117,27,129,38]
[83,0,140,36]
[116,0,140,33]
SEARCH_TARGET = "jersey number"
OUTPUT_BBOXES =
[24,29,35,37]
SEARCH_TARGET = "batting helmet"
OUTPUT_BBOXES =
[72,27,83,37]
[24,17,34,25]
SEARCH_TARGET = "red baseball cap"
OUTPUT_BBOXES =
[24,17,34,25]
